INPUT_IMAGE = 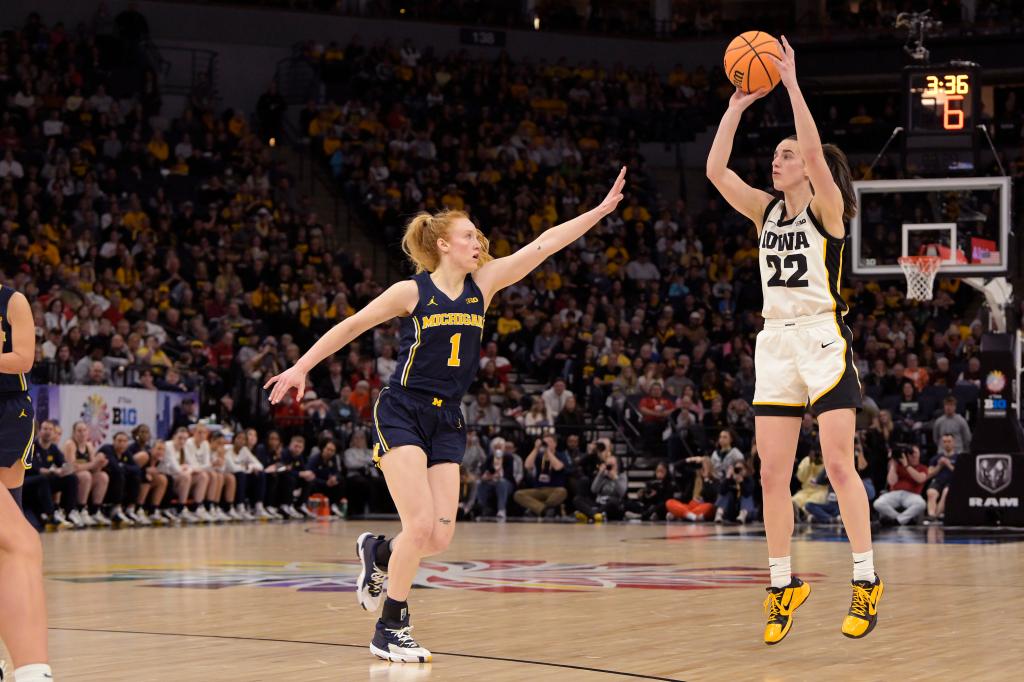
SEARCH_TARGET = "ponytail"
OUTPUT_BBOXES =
[822,143,857,222]
[400,209,493,273]
[786,136,858,222]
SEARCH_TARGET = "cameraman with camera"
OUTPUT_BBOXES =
[714,460,756,524]
[513,435,571,518]
[573,447,628,522]
[872,444,928,525]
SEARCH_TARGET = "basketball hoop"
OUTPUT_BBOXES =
[898,255,942,301]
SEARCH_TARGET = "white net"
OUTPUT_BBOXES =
[898,256,942,301]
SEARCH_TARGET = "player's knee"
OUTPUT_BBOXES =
[759,459,791,489]
[76,469,92,485]
[427,527,454,555]
[1,520,42,565]
[404,517,434,550]
[823,458,855,488]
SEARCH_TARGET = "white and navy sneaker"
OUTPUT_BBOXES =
[370,619,432,663]
[356,532,387,612]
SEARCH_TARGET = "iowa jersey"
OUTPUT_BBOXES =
[390,272,486,402]
[758,199,848,320]
[0,285,28,393]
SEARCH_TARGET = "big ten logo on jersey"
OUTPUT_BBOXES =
[760,224,811,289]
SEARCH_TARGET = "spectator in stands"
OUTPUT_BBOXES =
[476,438,522,521]
[709,429,745,480]
[574,449,628,523]
[513,435,571,518]
[626,461,676,521]
[668,456,719,521]
[210,432,243,520]
[279,434,314,519]
[185,424,227,522]
[542,378,573,421]
[63,421,110,526]
[253,429,287,520]
[23,430,74,530]
[459,430,487,520]
[227,431,270,519]
[30,420,81,527]
[873,445,928,526]
[925,434,959,524]
[792,448,828,521]
[553,394,586,445]
[932,396,972,453]
[637,382,673,456]
[465,390,501,429]
[714,459,757,524]
[306,439,348,517]
[162,427,210,523]
[343,428,388,517]
[521,396,553,436]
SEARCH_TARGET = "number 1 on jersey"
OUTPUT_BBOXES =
[447,333,462,366]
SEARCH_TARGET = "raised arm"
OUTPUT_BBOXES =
[473,167,626,304]
[0,291,34,374]
[768,36,844,237]
[265,280,419,404]
[706,89,775,229]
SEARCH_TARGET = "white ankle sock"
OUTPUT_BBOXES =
[15,663,54,681]
[768,555,792,589]
[853,550,875,583]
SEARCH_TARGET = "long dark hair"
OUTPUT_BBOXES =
[786,135,857,221]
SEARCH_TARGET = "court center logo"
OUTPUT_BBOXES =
[80,394,112,446]
[50,560,822,593]
[977,454,1012,494]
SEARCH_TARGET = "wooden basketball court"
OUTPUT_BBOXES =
[18,520,1024,681]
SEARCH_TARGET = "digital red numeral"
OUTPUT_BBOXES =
[943,94,964,130]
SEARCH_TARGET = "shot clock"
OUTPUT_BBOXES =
[902,62,981,175]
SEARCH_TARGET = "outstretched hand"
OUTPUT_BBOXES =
[264,365,308,405]
[596,166,627,216]
[765,35,797,90]
[728,87,770,111]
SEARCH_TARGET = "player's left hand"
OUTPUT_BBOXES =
[265,365,308,405]
[596,166,627,217]
[766,35,797,90]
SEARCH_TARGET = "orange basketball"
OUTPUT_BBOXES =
[723,31,782,93]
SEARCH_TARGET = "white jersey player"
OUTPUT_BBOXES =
[706,36,880,647]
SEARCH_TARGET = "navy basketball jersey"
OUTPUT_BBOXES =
[0,285,28,393]
[390,272,486,402]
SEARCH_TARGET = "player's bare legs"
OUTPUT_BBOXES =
[421,463,460,558]
[756,416,801,558]
[0,466,50,674]
[818,408,883,638]
[357,446,435,662]
[817,409,871,552]
[755,415,810,644]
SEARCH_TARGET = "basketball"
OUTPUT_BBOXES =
[724,31,782,93]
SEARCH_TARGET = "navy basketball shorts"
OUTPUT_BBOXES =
[0,393,35,469]
[370,385,466,468]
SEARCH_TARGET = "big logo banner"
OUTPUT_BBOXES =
[28,385,198,446]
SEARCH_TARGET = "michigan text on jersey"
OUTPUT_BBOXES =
[419,312,486,330]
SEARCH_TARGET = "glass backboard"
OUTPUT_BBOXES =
[850,177,1011,278]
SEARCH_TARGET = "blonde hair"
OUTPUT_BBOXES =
[400,209,493,273]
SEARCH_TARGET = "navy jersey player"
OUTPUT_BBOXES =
[266,167,626,663]
[0,285,54,681]
[706,37,879,646]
